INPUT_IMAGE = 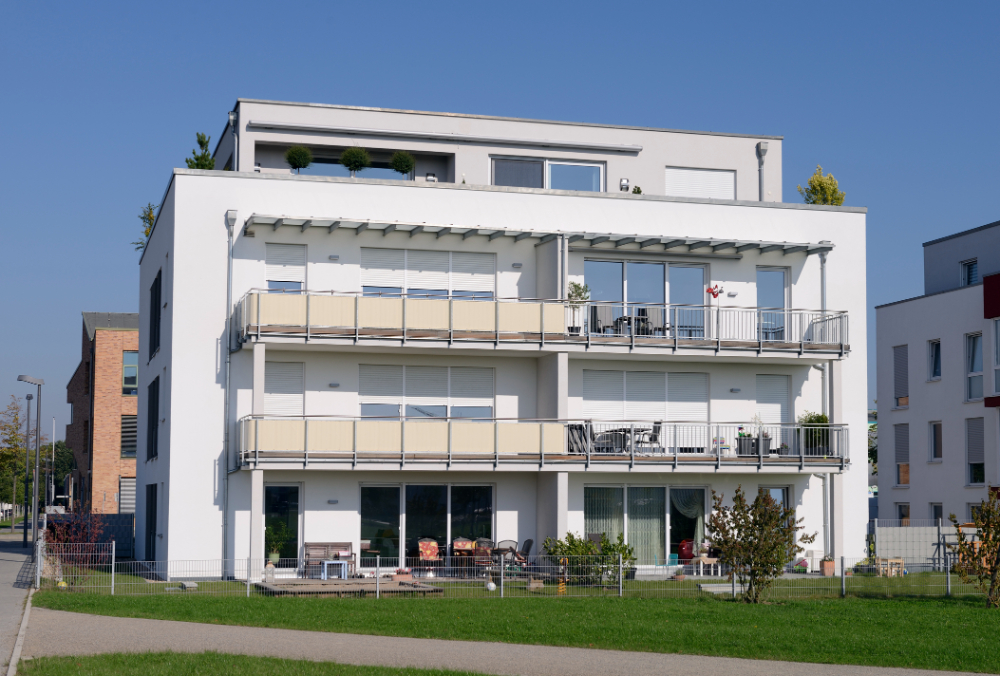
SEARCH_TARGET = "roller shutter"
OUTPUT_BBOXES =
[451,253,496,293]
[405,366,449,403]
[406,250,450,290]
[667,372,709,421]
[450,367,494,404]
[583,370,625,419]
[755,375,790,423]
[664,167,735,200]
[265,244,306,283]
[894,424,910,464]
[359,365,404,401]
[361,248,405,287]
[264,362,304,415]
[118,477,136,514]
[967,418,985,464]
[625,371,666,421]
[893,345,909,399]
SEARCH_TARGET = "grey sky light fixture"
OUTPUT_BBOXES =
[619,178,629,192]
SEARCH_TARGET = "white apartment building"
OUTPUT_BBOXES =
[136,99,868,567]
[877,220,1000,524]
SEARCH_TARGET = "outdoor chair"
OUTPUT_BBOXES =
[473,538,495,575]
[567,424,587,454]
[417,538,442,573]
[637,422,662,452]
[513,539,533,565]
[495,539,518,566]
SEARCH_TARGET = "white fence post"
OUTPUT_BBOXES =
[376,555,380,599]
[840,556,845,597]
[946,553,951,597]
[35,538,42,589]
[111,541,116,596]
[618,553,623,597]
[246,557,250,597]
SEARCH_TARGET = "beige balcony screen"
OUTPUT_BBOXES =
[358,297,403,328]
[451,422,494,453]
[258,294,306,326]
[452,300,495,331]
[310,296,355,327]
[405,299,449,330]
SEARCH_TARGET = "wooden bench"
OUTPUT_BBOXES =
[304,542,356,578]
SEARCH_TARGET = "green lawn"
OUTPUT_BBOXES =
[33,592,1000,673]
[19,652,484,676]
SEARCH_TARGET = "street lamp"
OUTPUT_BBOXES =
[21,393,31,548]
[18,375,43,550]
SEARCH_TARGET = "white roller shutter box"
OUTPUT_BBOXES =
[625,371,666,421]
[583,370,625,419]
[264,362,304,415]
[265,244,306,283]
[451,252,496,292]
[406,250,450,290]
[361,248,405,287]
[667,373,709,421]
[405,366,449,403]
[118,477,136,514]
[450,367,494,404]
[359,365,404,401]
[664,167,736,200]
[755,375,790,424]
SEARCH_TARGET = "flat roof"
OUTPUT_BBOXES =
[923,218,1000,247]
[234,98,784,141]
[82,312,138,340]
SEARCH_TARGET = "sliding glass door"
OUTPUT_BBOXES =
[669,488,705,561]
[264,485,300,567]
[360,486,401,559]
[669,266,706,338]
[405,485,447,558]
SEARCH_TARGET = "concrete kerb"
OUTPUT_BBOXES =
[6,589,32,676]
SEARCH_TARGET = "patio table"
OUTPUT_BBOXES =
[321,560,349,580]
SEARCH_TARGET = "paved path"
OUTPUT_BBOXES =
[0,537,33,672]
[22,607,978,676]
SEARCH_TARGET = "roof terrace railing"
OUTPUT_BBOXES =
[237,290,848,354]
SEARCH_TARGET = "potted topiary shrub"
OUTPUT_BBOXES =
[285,145,313,174]
[264,518,289,565]
[389,151,415,179]
[567,282,590,335]
[340,146,371,177]
[820,555,836,577]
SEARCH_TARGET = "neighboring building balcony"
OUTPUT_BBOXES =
[237,415,849,472]
[237,290,849,355]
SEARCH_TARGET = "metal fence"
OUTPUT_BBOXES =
[37,544,985,601]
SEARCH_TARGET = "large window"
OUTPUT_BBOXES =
[967,417,985,485]
[264,485,299,565]
[359,365,494,419]
[360,486,401,558]
[967,333,983,400]
[929,340,942,380]
[146,377,159,460]
[360,248,495,299]
[265,243,305,291]
[492,158,603,192]
[893,345,909,407]
[148,271,161,359]
[930,422,943,460]
[122,351,138,395]
[757,268,788,341]
[584,487,624,544]
[894,423,909,486]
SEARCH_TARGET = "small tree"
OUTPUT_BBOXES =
[285,145,313,174]
[340,146,371,177]
[184,133,215,170]
[132,203,157,251]
[631,185,642,194]
[389,151,415,178]
[797,165,845,205]
[708,485,816,603]
[950,490,1000,607]
[264,518,290,559]
[868,421,878,475]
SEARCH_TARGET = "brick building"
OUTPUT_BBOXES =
[65,312,139,513]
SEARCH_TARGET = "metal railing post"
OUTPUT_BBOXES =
[402,295,407,342]
[731,572,736,599]
[354,294,360,343]
[246,557,251,597]
[946,553,951,597]
[304,419,309,468]
[585,421,591,468]
[448,420,453,468]
[618,553,623,597]
[306,293,311,342]
[798,426,804,471]
[376,555,381,599]
[112,541,116,595]
[629,423,635,469]
[500,559,505,598]
[840,555,845,597]
[35,538,42,589]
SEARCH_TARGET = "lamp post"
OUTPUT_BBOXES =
[22,394,32,548]
[18,375,44,549]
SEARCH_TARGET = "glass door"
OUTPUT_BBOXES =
[404,485,447,558]
[669,266,706,338]
[627,263,666,337]
[361,486,401,560]
[264,485,300,567]
[756,268,787,342]
[628,487,666,564]
[584,261,624,336]
[668,488,705,562]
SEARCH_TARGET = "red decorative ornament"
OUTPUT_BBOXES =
[706,285,723,299]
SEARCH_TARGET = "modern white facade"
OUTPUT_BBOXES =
[877,220,1000,524]
[136,99,869,568]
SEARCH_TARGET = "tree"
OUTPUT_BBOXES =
[0,396,27,526]
[868,422,878,474]
[184,132,215,170]
[389,151,415,178]
[797,165,845,205]
[284,145,313,174]
[950,490,1000,607]
[707,485,816,603]
[340,146,371,177]
[132,202,157,251]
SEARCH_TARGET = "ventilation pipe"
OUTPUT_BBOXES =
[229,110,239,171]
[221,209,238,560]
[756,141,768,201]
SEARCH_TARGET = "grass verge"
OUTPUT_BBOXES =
[19,652,485,676]
[33,592,1000,673]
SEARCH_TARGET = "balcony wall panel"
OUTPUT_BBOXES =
[309,420,354,451]
[405,299,450,331]
[261,294,307,326]
[452,300,495,331]
[404,420,449,452]
[499,303,541,333]
[311,296,356,327]
[452,421,494,453]
[358,298,403,329]
[357,420,402,452]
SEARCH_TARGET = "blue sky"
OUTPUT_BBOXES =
[1,1,997,435]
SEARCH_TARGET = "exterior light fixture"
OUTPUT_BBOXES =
[730,388,741,393]
[512,263,523,269]
[328,255,340,261]
[619,178,629,192]
[329,383,340,388]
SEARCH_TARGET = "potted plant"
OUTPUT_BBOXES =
[389,150,415,179]
[736,426,756,456]
[567,282,590,335]
[285,145,313,174]
[340,146,371,178]
[799,410,830,455]
[820,555,836,577]
[264,518,289,565]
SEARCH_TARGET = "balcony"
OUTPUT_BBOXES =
[237,291,849,354]
[238,416,849,471]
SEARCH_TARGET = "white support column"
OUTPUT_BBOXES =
[536,353,568,420]
[249,468,264,572]
[252,342,266,416]
[828,359,845,558]
[536,471,569,544]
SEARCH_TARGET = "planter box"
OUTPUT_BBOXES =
[392,573,413,581]
[820,560,835,577]
[736,438,757,456]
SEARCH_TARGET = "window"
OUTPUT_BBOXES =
[664,167,736,200]
[265,243,305,292]
[757,268,788,341]
[144,483,157,561]
[962,259,979,286]
[896,503,910,523]
[398,484,493,557]
[893,345,909,407]
[492,158,604,192]
[894,423,909,486]
[970,504,982,521]
[584,486,624,542]
[264,485,299,565]
[967,333,983,400]
[967,417,985,484]
[122,351,138,395]
[931,503,943,523]
[263,362,304,416]
[930,422,943,460]
[762,487,789,509]
[119,477,136,514]
[149,271,161,359]
[360,486,400,557]
[360,249,495,298]
[146,377,159,460]
[929,340,941,380]
[121,415,137,457]
[359,365,494,419]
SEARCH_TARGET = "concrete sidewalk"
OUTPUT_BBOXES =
[0,538,33,672]
[21,607,978,676]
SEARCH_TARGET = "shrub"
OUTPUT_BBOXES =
[340,146,371,176]
[284,145,313,173]
[389,151,416,177]
[950,489,1000,607]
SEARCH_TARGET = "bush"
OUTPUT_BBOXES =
[389,151,415,177]
[340,146,371,175]
[284,146,313,173]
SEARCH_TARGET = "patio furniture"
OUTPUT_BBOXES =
[494,539,518,566]
[876,557,905,577]
[636,422,662,451]
[587,533,603,547]
[304,542,356,578]
[514,539,533,564]
[473,538,495,575]
[567,424,588,454]
[321,560,349,580]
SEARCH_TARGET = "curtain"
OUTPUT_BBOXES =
[670,488,705,549]
[628,487,665,564]
[584,487,624,543]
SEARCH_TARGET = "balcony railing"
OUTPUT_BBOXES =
[237,291,848,353]
[238,416,849,469]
